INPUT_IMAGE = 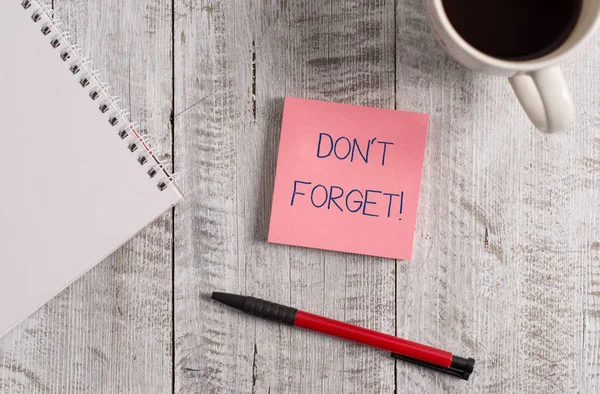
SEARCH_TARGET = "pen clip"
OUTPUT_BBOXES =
[391,353,475,380]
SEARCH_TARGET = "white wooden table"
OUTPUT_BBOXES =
[2,1,600,393]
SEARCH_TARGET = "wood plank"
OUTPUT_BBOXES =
[280,3,397,393]
[571,46,600,394]
[395,0,600,392]
[174,0,396,393]
[173,0,253,392]
[0,0,174,392]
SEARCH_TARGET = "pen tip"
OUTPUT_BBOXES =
[211,292,247,311]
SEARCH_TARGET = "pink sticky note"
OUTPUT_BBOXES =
[268,97,429,260]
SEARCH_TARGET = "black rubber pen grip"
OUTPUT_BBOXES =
[244,297,298,326]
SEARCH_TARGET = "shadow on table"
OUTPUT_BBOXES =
[253,97,284,242]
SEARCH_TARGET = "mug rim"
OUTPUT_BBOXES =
[431,0,600,71]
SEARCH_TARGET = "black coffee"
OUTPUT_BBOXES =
[442,0,582,60]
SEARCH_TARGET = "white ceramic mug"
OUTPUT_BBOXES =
[427,0,600,133]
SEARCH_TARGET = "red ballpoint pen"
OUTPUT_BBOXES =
[212,292,475,380]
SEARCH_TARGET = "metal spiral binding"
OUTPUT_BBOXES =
[22,0,175,192]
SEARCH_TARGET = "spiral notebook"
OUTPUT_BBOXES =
[0,1,183,338]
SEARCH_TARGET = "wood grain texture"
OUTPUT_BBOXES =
[0,0,174,392]
[174,1,396,393]
[396,1,600,393]
[2,0,600,393]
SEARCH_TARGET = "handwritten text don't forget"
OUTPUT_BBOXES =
[289,133,405,220]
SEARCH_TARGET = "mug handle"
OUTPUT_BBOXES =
[509,66,574,133]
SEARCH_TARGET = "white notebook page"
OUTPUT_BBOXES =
[0,1,183,337]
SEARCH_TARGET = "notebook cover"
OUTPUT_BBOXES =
[0,1,183,338]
